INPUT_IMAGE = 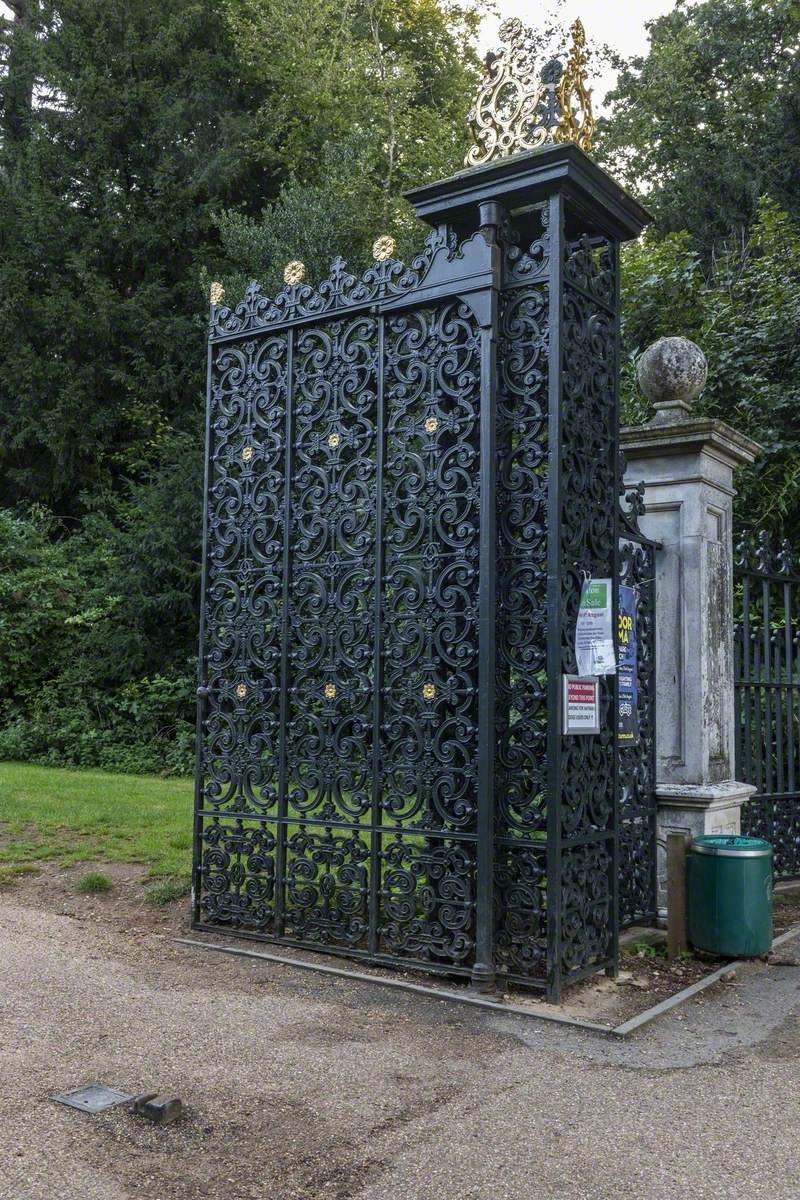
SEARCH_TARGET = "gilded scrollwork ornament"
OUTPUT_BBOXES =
[555,20,595,153]
[465,16,594,167]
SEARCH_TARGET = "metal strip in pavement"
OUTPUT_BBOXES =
[175,922,800,1040]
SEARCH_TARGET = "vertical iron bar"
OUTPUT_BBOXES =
[742,573,753,792]
[785,579,795,795]
[734,608,743,806]
[609,237,621,975]
[763,577,773,800]
[472,246,499,991]
[275,328,295,938]
[775,610,785,798]
[368,313,385,957]
[191,333,216,926]
[754,635,763,797]
[545,192,564,1004]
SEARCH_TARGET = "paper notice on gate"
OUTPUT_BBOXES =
[575,578,616,677]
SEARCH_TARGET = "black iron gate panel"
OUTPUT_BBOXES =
[735,532,800,878]
[194,237,494,980]
[193,147,652,999]
[618,485,659,928]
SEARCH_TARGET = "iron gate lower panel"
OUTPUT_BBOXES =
[196,298,485,975]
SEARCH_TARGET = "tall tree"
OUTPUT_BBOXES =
[0,0,486,774]
[620,199,800,534]
[598,0,800,255]
[0,0,264,515]
[214,0,484,298]
[1,0,38,143]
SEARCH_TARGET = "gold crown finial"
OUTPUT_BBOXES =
[465,16,594,167]
[209,281,225,305]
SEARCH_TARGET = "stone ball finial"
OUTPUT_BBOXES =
[637,336,707,422]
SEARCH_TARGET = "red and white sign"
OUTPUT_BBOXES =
[563,675,600,735]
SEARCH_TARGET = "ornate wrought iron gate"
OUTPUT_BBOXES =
[619,490,659,928]
[735,531,800,878]
[192,146,654,999]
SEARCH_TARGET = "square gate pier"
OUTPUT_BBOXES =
[194,144,652,1001]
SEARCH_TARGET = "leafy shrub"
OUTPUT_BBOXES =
[0,500,198,777]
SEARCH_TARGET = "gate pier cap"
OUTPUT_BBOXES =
[405,142,650,243]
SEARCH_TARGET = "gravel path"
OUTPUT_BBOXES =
[1,891,799,1200]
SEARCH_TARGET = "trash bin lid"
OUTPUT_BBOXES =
[691,835,772,858]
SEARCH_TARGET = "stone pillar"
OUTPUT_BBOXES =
[621,337,762,912]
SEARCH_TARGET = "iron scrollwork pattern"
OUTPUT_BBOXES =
[735,531,800,878]
[283,314,378,945]
[379,301,481,964]
[494,241,550,981]
[195,204,645,996]
[196,273,484,974]
[618,525,658,927]
[558,233,617,979]
[196,333,288,926]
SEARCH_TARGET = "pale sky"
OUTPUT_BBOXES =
[480,0,678,111]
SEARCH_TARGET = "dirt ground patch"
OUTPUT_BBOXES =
[3,868,800,1199]
[4,864,799,1029]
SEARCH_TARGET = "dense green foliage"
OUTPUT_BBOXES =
[0,0,798,775]
[620,199,800,531]
[213,0,482,297]
[599,0,800,256]
[604,0,800,531]
[0,0,482,773]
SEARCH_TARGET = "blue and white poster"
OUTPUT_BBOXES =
[618,585,639,747]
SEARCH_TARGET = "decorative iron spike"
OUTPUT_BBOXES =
[778,538,796,576]
[735,531,754,570]
[465,16,594,167]
[756,529,773,573]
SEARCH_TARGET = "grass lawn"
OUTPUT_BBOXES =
[0,761,193,886]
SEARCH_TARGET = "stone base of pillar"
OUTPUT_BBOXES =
[655,781,757,917]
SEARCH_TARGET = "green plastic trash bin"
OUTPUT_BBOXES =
[686,835,773,957]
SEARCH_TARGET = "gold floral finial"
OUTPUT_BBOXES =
[283,260,306,286]
[209,281,225,305]
[555,20,595,154]
[372,235,397,262]
[465,16,594,167]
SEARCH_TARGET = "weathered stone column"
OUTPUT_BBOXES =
[621,337,762,912]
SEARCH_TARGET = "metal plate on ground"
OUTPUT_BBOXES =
[52,1083,133,1113]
